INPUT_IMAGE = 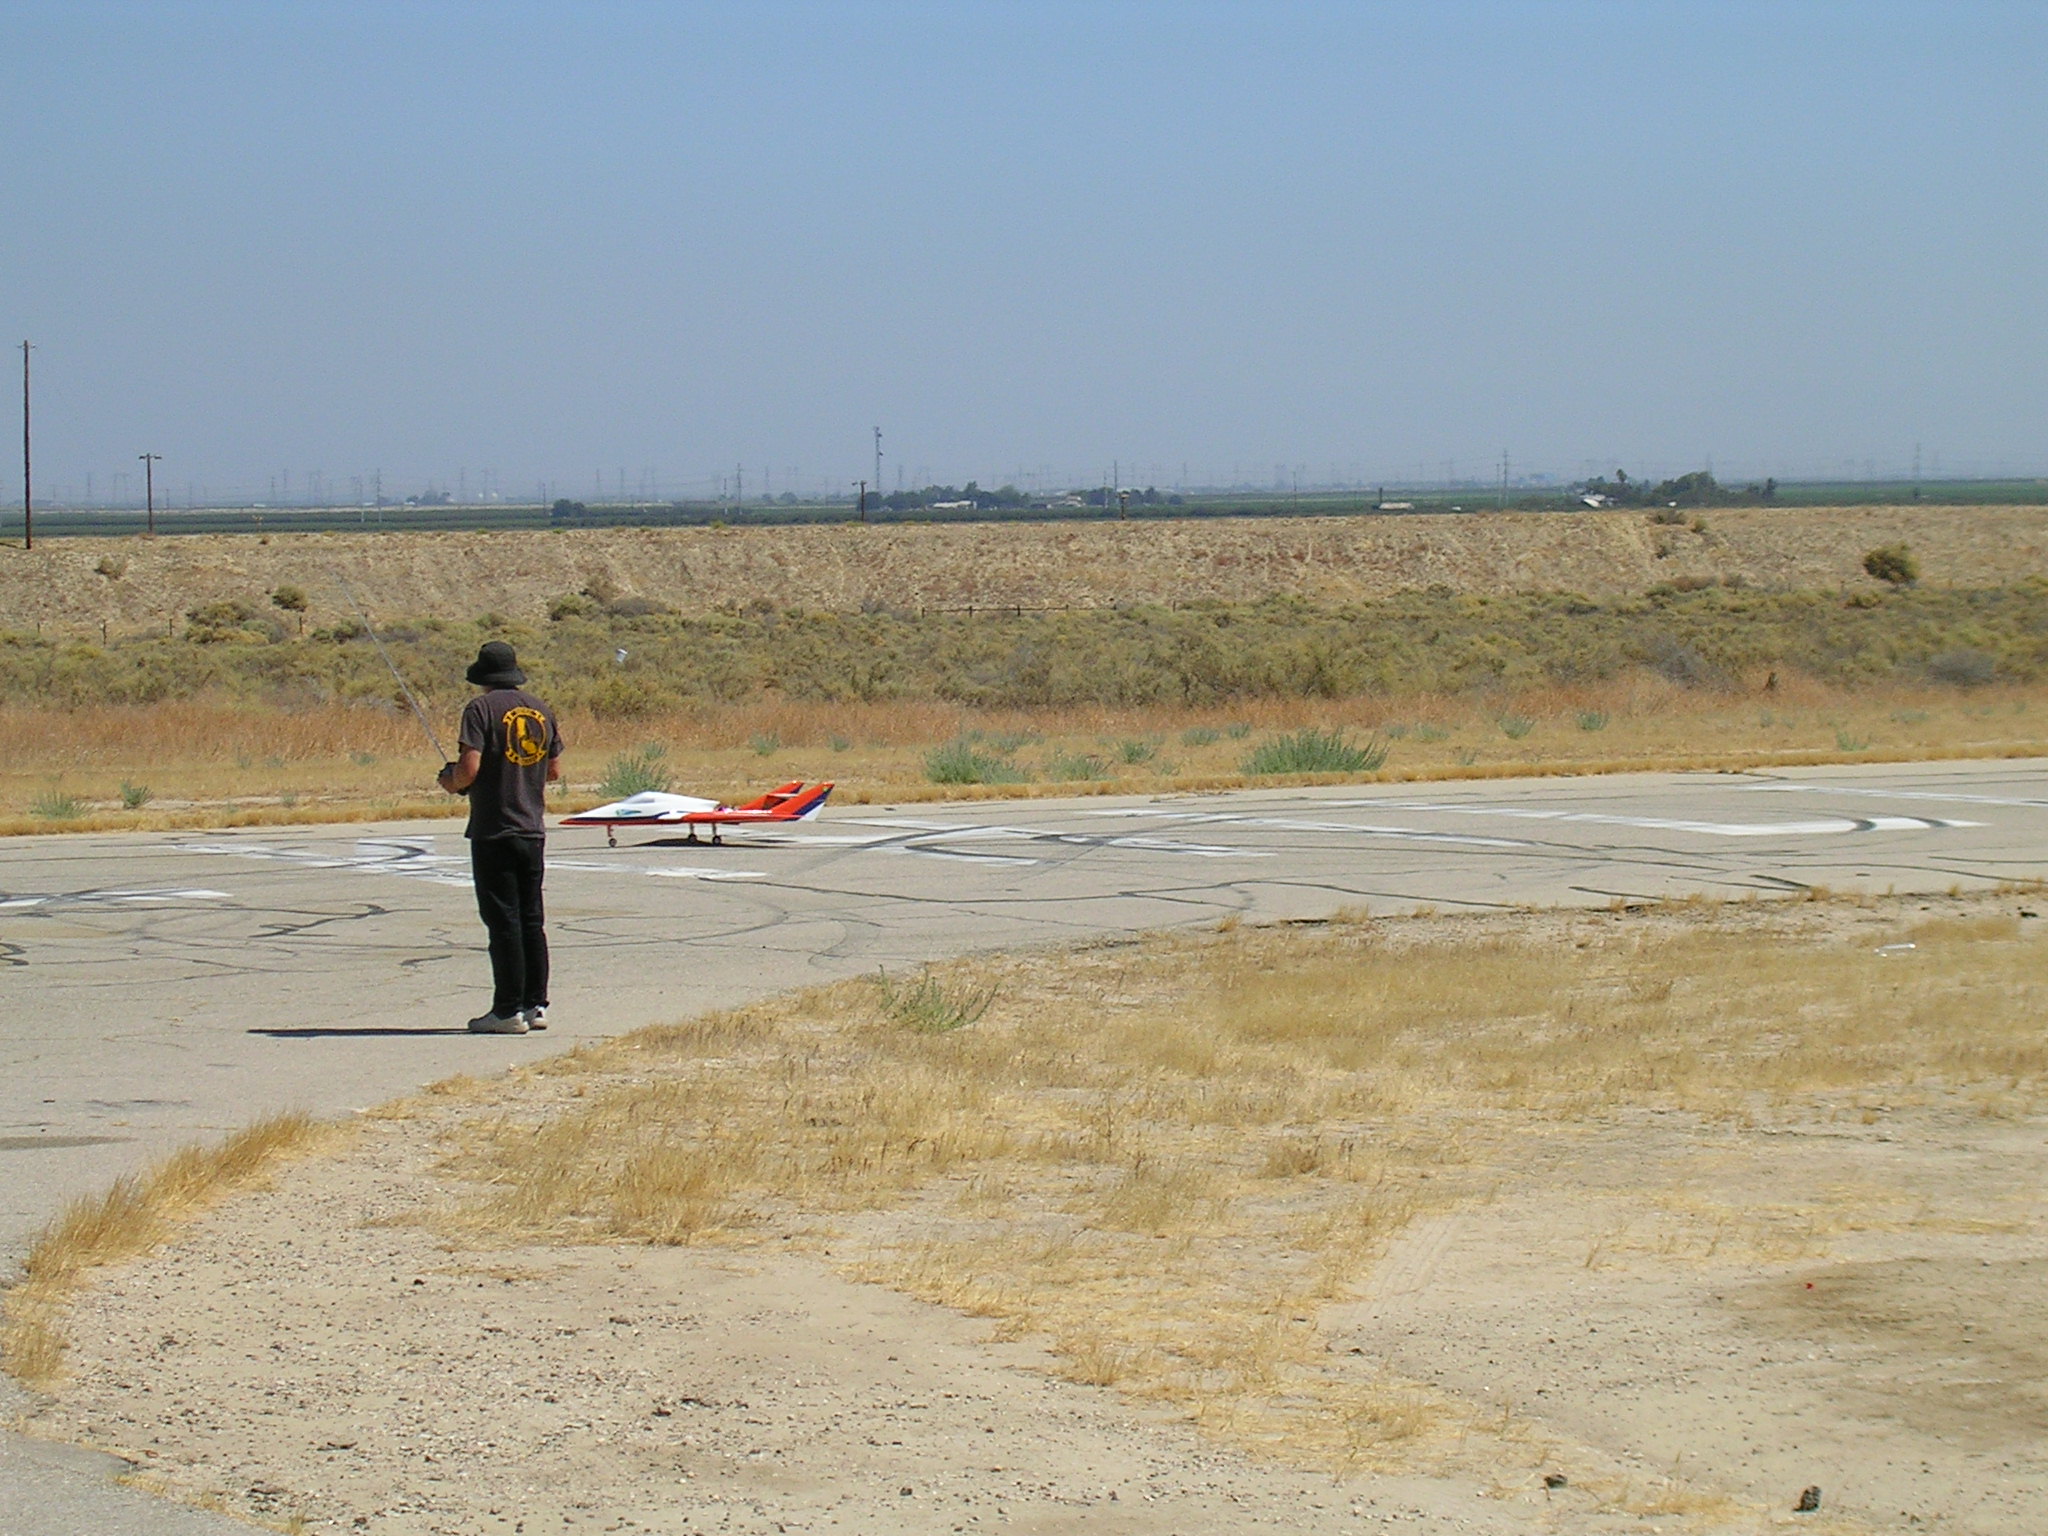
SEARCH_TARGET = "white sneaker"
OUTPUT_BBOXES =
[467,1011,529,1034]
[523,1006,548,1031]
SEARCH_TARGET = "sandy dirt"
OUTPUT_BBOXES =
[9,504,2048,640]
[18,896,2047,1536]
[1337,1111,2048,1534]
[24,1115,1530,1536]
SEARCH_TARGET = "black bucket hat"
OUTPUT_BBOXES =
[466,641,527,688]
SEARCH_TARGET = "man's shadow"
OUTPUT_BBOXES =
[250,1027,482,1038]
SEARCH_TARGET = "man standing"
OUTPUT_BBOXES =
[438,640,562,1034]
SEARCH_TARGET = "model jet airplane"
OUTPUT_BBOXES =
[563,780,834,847]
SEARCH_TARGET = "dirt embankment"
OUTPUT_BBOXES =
[6,504,2047,640]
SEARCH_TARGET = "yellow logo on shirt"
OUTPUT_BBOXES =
[503,706,549,767]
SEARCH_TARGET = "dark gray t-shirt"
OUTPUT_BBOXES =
[458,687,562,841]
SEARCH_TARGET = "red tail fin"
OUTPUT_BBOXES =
[731,781,834,819]
[763,781,833,819]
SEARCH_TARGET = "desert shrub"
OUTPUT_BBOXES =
[1638,632,1729,689]
[980,730,1040,754]
[1117,738,1158,764]
[119,781,152,809]
[188,599,253,628]
[1243,727,1387,776]
[1180,726,1221,747]
[270,585,309,635]
[1046,752,1109,782]
[926,738,1027,785]
[187,600,282,645]
[30,789,82,820]
[1927,649,1995,687]
[597,744,671,798]
[547,592,602,622]
[875,968,996,1033]
[584,673,673,719]
[606,595,670,618]
[1863,544,1919,586]
[1496,714,1534,739]
[8,583,2048,715]
[1577,710,1609,732]
[95,555,127,579]
[1649,575,1718,597]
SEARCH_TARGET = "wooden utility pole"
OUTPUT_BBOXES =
[139,452,162,534]
[856,479,867,523]
[19,340,31,550]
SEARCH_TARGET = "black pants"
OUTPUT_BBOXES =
[471,835,548,1018]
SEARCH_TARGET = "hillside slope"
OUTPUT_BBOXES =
[6,504,2045,639]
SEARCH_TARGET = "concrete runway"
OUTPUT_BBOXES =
[4,757,2045,1531]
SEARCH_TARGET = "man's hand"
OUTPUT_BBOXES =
[439,748,482,795]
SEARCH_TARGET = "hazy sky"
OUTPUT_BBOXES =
[4,0,2043,501]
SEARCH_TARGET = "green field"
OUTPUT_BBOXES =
[10,476,2047,541]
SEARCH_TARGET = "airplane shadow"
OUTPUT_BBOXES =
[635,835,758,848]
[250,1027,481,1038]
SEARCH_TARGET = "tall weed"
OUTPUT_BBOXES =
[926,738,1028,785]
[597,744,671,798]
[1243,727,1387,775]
[30,790,83,820]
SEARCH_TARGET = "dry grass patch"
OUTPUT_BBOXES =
[8,674,2048,834]
[431,897,2046,1483]
[2,1113,329,1385]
